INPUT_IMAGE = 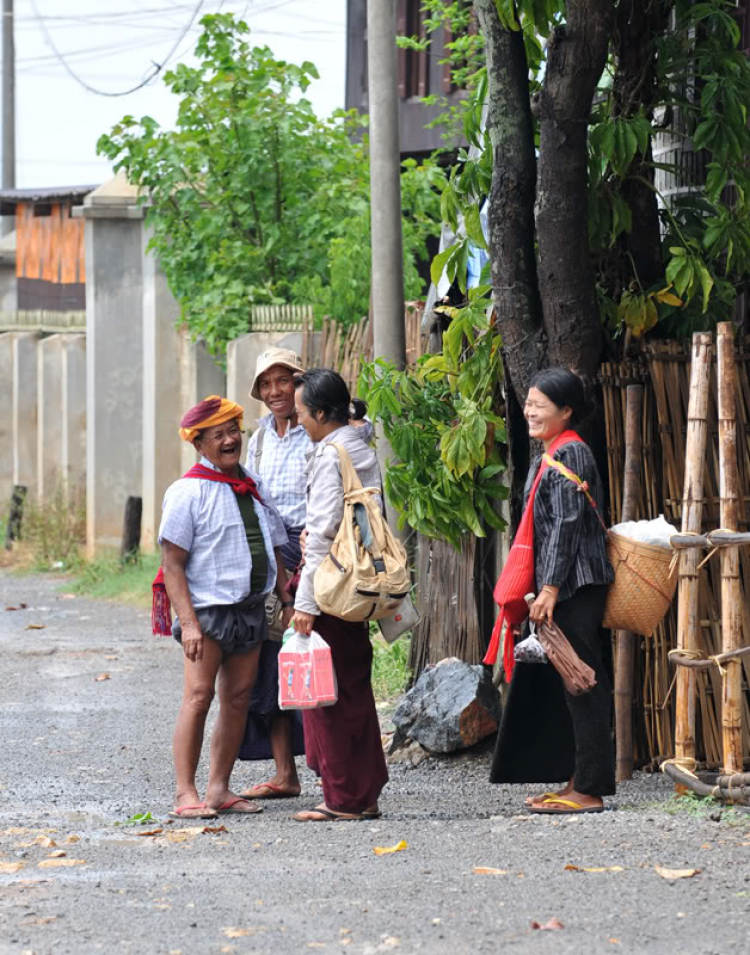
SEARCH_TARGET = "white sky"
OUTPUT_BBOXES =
[5,0,348,189]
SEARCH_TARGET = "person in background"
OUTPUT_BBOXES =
[157,396,290,818]
[290,369,388,822]
[238,348,308,800]
[488,368,615,814]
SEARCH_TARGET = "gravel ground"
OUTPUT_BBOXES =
[1,570,749,955]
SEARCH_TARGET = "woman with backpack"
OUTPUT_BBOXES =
[290,369,388,822]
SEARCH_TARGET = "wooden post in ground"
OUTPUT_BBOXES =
[675,332,712,770]
[716,322,743,776]
[120,496,142,564]
[615,384,643,781]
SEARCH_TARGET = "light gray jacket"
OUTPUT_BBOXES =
[294,425,382,615]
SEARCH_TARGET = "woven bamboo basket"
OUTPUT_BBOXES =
[602,531,677,636]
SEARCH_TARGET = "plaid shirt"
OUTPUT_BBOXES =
[246,415,310,530]
[158,456,288,609]
[526,441,614,603]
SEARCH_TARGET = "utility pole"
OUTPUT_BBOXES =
[2,0,15,237]
[367,0,407,541]
[367,0,406,368]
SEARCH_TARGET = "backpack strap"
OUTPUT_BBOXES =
[328,442,365,494]
[254,426,266,472]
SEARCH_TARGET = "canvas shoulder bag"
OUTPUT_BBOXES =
[313,443,411,622]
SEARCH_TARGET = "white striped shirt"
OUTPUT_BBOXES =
[158,456,288,609]
[246,414,311,529]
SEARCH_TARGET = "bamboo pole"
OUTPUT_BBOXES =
[717,322,744,775]
[615,384,643,781]
[675,332,712,768]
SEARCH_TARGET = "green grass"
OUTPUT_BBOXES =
[65,552,161,608]
[632,791,749,825]
[371,633,412,702]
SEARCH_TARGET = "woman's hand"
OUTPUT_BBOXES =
[529,586,559,627]
[292,610,316,635]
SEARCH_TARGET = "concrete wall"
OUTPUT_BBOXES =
[12,332,39,495]
[37,335,64,500]
[61,334,86,494]
[84,215,144,556]
[178,330,226,474]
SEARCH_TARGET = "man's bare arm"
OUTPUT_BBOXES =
[162,540,203,662]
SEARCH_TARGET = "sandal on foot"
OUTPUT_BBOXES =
[241,782,301,800]
[168,802,218,820]
[292,807,365,822]
[524,791,558,808]
[214,796,263,815]
[529,797,604,815]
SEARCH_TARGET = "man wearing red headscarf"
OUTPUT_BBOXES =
[156,396,290,819]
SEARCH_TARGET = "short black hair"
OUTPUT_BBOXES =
[529,367,587,425]
[295,368,367,424]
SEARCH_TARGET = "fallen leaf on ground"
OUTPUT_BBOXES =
[473,866,507,875]
[135,829,164,837]
[5,603,27,610]
[95,673,110,682]
[38,858,86,869]
[104,654,118,660]
[48,850,66,859]
[655,866,700,880]
[25,624,45,630]
[65,835,80,845]
[221,928,252,938]
[531,917,564,931]
[565,864,624,873]
[202,826,228,834]
[0,861,26,873]
[373,841,407,856]
[60,594,77,600]
[306,945,326,950]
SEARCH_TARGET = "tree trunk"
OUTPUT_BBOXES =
[536,1,614,379]
[473,0,543,399]
[613,0,669,293]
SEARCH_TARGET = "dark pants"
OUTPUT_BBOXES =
[303,613,388,813]
[490,584,616,797]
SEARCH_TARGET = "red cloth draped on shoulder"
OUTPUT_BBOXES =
[483,429,585,681]
[151,465,265,636]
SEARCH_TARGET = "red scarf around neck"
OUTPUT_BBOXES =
[483,429,585,680]
[151,463,264,636]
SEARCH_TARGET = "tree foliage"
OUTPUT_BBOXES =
[97,13,446,353]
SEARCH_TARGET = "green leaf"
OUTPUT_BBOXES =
[465,204,487,251]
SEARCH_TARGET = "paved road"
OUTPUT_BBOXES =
[1,571,749,955]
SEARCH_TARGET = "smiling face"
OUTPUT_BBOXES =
[524,386,572,447]
[193,418,243,474]
[257,364,297,421]
[294,386,327,443]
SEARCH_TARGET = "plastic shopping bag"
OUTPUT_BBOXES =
[278,631,338,710]
[514,619,548,664]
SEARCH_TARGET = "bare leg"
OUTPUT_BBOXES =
[205,645,262,811]
[243,712,301,797]
[172,638,223,811]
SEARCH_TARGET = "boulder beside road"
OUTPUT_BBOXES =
[391,657,501,754]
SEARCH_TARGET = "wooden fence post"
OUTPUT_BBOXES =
[675,332,712,769]
[615,384,643,781]
[716,322,744,775]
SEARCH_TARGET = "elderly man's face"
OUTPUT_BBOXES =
[258,364,296,420]
[193,418,243,473]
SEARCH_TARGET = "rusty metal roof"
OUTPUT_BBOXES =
[0,185,99,208]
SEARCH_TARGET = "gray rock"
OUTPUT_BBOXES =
[391,657,501,753]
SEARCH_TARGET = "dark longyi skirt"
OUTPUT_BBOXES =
[302,613,388,813]
[490,584,616,796]
[237,638,305,761]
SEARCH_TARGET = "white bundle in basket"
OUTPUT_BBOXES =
[610,514,678,549]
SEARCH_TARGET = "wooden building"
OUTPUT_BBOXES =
[0,186,95,313]
[345,0,469,158]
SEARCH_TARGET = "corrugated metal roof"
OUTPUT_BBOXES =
[0,185,99,204]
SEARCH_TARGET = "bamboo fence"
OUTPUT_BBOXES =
[601,340,750,769]
[299,302,424,389]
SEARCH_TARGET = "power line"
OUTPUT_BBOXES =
[28,0,206,97]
